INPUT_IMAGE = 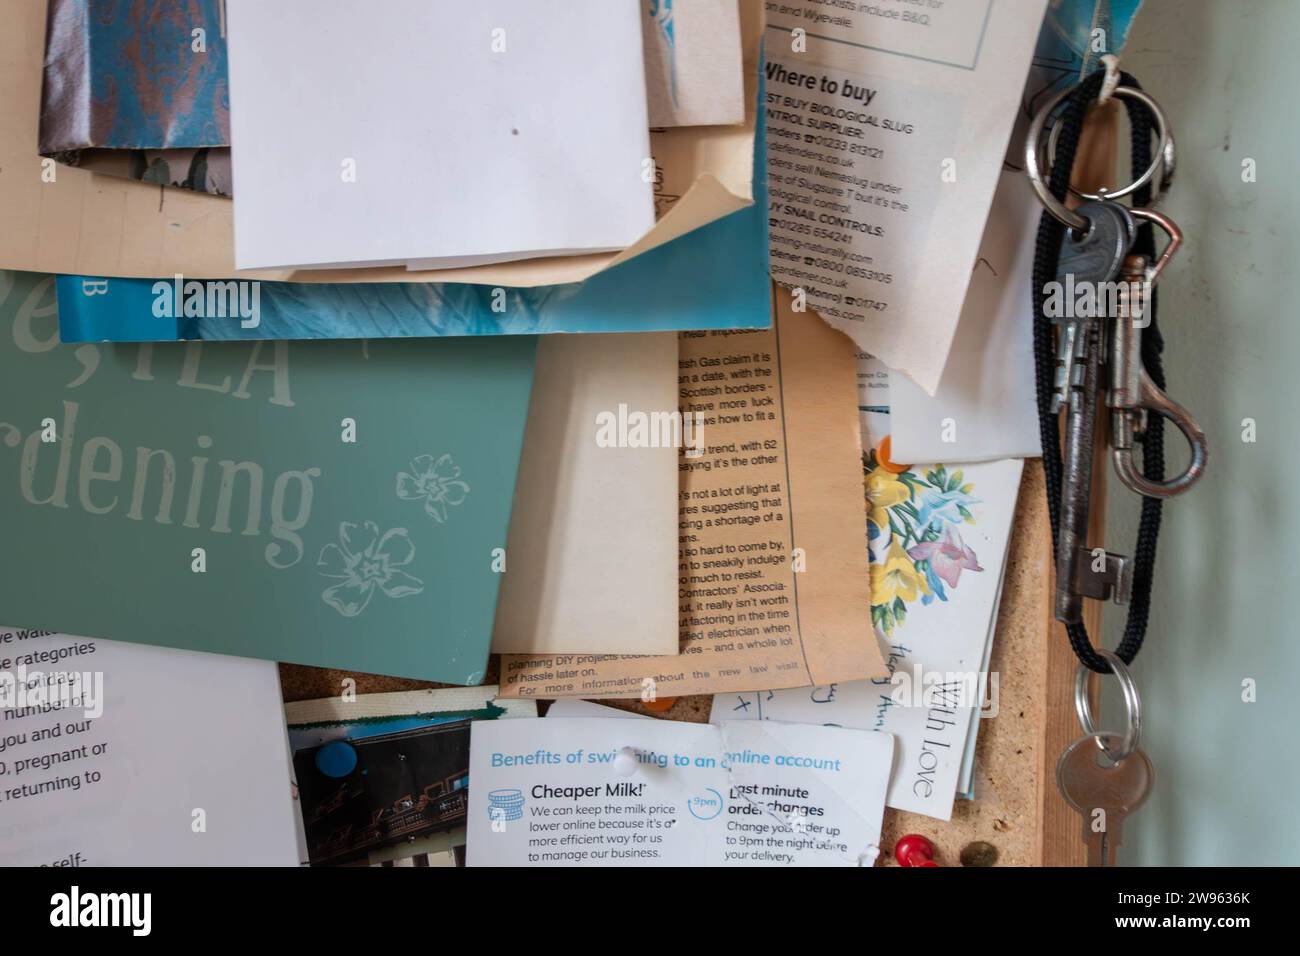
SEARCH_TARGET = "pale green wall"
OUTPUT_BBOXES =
[1101,0,1300,865]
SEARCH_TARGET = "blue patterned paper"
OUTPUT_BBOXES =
[41,0,230,151]
[58,62,772,344]
[1033,0,1144,96]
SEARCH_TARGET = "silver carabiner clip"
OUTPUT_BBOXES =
[1109,208,1208,498]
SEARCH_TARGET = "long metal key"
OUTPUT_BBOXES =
[1053,200,1136,625]
[1056,734,1153,866]
[1051,200,1135,411]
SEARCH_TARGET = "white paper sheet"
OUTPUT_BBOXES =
[466,716,892,866]
[764,0,1048,393]
[491,333,679,656]
[0,628,299,866]
[227,0,655,271]
[886,171,1044,463]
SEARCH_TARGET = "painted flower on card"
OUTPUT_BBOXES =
[866,468,912,536]
[909,527,984,588]
[871,540,929,606]
[317,521,423,618]
[865,443,984,634]
[914,481,977,532]
[396,454,471,523]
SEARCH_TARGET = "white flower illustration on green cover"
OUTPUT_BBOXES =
[317,521,424,617]
[396,454,471,523]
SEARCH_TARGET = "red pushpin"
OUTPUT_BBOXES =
[894,834,939,867]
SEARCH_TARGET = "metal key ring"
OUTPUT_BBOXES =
[1026,83,1175,233]
[1073,648,1142,762]
[1046,87,1176,203]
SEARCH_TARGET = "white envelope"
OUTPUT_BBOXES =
[226,0,655,271]
[887,172,1044,464]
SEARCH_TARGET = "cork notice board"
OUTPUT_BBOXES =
[281,461,1079,867]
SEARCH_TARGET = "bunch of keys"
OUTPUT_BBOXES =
[1049,198,1207,625]
[1027,82,1209,628]
[1024,76,1210,865]
[1056,649,1152,866]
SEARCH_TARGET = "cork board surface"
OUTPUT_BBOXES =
[879,463,1050,867]
[280,464,1054,867]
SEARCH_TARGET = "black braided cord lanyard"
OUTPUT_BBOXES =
[1031,69,1167,674]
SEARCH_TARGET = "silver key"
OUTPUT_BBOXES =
[1053,200,1135,626]
[1052,200,1135,413]
[1056,733,1153,866]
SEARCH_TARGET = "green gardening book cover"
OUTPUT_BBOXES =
[0,270,537,683]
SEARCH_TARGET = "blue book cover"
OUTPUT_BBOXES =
[0,269,536,684]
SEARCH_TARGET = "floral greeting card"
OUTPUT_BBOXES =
[716,438,1023,820]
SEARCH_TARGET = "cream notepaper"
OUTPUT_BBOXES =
[492,333,679,656]
[764,0,1048,393]
[499,292,887,699]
